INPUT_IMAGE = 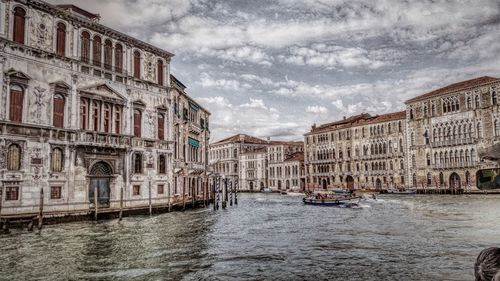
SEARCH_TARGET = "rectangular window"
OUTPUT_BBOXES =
[158,114,165,140]
[134,110,142,137]
[133,185,140,196]
[157,184,164,195]
[9,89,24,123]
[50,186,62,199]
[5,186,19,200]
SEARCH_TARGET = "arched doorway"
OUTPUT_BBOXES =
[260,181,265,191]
[191,178,196,197]
[89,161,112,207]
[322,179,327,189]
[375,178,382,190]
[277,180,282,190]
[449,172,461,189]
[286,180,290,189]
[249,181,254,191]
[346,175,354,190]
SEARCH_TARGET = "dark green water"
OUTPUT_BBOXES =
[0,193,498,280]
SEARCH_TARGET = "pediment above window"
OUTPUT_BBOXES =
[78,83,126,104]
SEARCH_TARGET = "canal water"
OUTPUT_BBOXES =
[0,193,499,281]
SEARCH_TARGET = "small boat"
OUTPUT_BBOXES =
[386,189,417,195]
[331,188,352,194]
[285,191,304,196]
[280,191,287,195]
[261,188,273,193]
[302,191,360,207]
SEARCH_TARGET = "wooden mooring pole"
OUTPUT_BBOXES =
[229,180,233,206]
[94,185,98,221]
[168,182,171,213]
[38,188,44,230]
[222,178,227,209]
[182,177,186,211]
[235,179,238,205]
[192,179,195,209]
[149,180,152,216]
[119,187,123,221]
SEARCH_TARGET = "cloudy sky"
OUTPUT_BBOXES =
[49,0,500,142]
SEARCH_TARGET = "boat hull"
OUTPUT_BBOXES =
[302,197,359,207]
[386,190,417,195]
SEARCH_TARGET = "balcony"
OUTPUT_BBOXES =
[76,131,131,148]
[431,138,475,148]
[433,161,477,169]
[1,121,76,142]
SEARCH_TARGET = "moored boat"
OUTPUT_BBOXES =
[386,189,417,195]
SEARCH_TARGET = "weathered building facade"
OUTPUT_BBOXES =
[0,1,208,218]
[304,112,407,190]
[170,75,210,202]
[238,147,267,191]
[405,76,500,190]
[267,142,304,191]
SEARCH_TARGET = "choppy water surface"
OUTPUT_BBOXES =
[0,194,499,281]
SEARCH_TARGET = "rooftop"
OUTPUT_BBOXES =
[405,76,499,104]
[211,134,268,145]
[285,151,304,162]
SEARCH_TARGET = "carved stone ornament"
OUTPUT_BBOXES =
[30,10,53,51]
[31,86,47,124]
[143,52,156,82]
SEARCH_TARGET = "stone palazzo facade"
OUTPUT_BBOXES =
[304,112,407,190]
[0,1,209,217]
[406,76,500,190]
[267,141,304,191]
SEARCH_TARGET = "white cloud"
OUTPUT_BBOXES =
[199,72,251,91]
[306,105,329,114]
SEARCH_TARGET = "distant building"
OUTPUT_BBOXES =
[267,142,304,191]
[405,76,500,190]
[304,112,407,190]
[238,147,267,191]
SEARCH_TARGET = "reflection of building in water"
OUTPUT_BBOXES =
[304,112,407,190]
[406,76,500,190]
[0,1,209,217]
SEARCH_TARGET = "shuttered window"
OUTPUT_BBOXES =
[158,114,165,140]
[159,155,166,174]
[134,109,142,137]
[133,51,141,79]
[51,148,63,172]
[81,32,91,63]
[115,44,123,73]
[9,88,24,123]
[92,101,99,131]
[134,153,142,174]
[157,60,164,85]
[114,106,121,134]
[103,104,111,133]
[53,94,65,128]
[80,98,88,129]
[56,23,66,56]
[104,39,112,70]
[7,144,21,171]
[13,7,26,44]
[92,35,102,66]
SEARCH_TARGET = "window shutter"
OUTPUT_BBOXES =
[13,8,26,44]
[56,23,66,56]
[134,110,141,137]
[9,89,23,123]
[157,60,163,85]
[53,96,65,128]
[115,44,123,73]
[81,32,90,63]
[133,51,141,79]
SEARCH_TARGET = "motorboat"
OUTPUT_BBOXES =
[261,188,273,193]
[302,191,360,207]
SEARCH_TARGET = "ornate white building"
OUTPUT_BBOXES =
[238,147,267,191]
[304,112,407,190]
[267,142,304,191]
[0,1,208,218]
[405,76,500,190]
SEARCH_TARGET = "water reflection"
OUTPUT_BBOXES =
[0,194,499,280]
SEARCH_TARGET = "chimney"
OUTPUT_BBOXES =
[343,116,346,120]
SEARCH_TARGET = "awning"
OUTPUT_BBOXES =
[188,137,200,147]
[189,102,199,111]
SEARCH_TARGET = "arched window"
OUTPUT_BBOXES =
[439,172,444,185]
[157,59,164,85]
[92,35,102,66]
[51,147,63,172]
[115,44,123,73]
[475,95,480,108]
[158,113,165,140]
[477,122,482,138]
[114,105,121,134]
[133,50,141,79]
[56,22,66,56]
[103,103,111,133]
[53,94,65,128]
[92,101,100,131]
[427,173,432,185]
[412,173,417,187]
[411,154,416,169]
[426,153,431,166]
[9,85,24,123]
[81,31,91,63]
[495,119,500,136]
[104,39,112,70]
[465,171,470,185]
[400,159,404,170]
[80,98,88,129]
[466,96,472,108]
[13,7,26,44]
[133,109,142,137]
[133,153,143,174]
[492,90,497,105]
[158,155,166,174]
[7,144,21,170]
